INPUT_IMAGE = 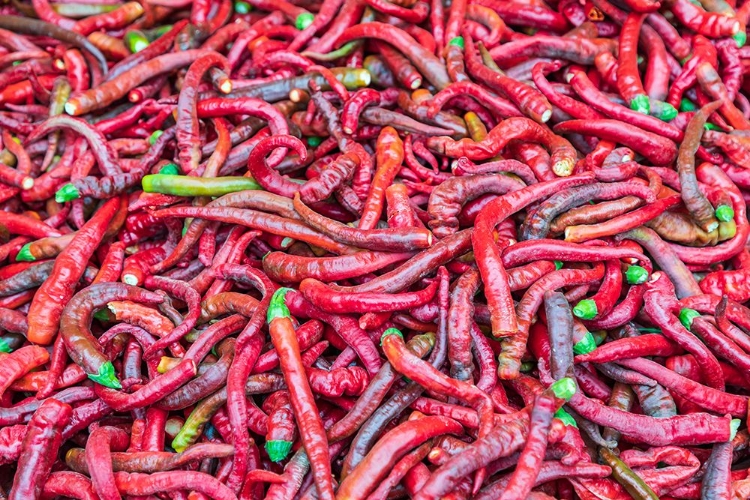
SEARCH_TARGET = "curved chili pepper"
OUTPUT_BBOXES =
[553,120,677,165]
[428,173,525,238]
[293,193,432,251]
[9,398,72,500]
[61,282,162,388]
[27,196,124,345]
[0,345,49,398]
[669,0,741,38]
[429,117,576,173]
[66,50,210,115]
[336,22,451,90]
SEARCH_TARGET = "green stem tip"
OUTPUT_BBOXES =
[554,407,577,427]
[520,361,535,373]
[88,361,122,389]
[550,377,576,400]
[0,338,12,353]
[15,244,35,262]
[380,327,403,345]
[55,183,80,203]
[267,288,292,323]
[573,332,597,355]
[295,12,314,30]
[148,130,164,145]
[554,260,563,270]
[94,308,112,322]
[448,36,464,49]
[715,205,735,222]
[266,440,293,462]
[679,98,697,112]
[679,308,701,331]
[625,265,649,285]
[124,31,149,53]
[234,0,251,13]
[734,30,747,48]
[731,418,741,440]
[653,102,677,121]
[630,94,650,115]
[573,299,598,320]
[158,163,180,175]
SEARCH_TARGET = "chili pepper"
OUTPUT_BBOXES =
[669,0,741,38]
[701,441,733,499]
[0,15,107,75]
[554,119,677,165]
[292,193,432,251]
[61,282,163,389]
[415,379,574,500]
[356,127,404,230]
[299,276,437,314]
[522,181,657,240]
[267,288,333,500]
[9,398,72,500]
[566,66,681,139]
[677,100,724,232]
[262,390,296,462]
[474,0,568,32]
[599,447,659,500]
[381,327,495,466]
[84,425,130,500]
[489,34,617,65]
[336,22,450,90]
[113,471,235,500]
[27,196,124,345]
[152,205,354,255]
[573,259,622,320]
[0,345,49,398]
[66,50,209,115]
[40,471,97,500]
[472,175,593,340]
[463,34,550,123]
[429,173,525,238]
[617,357,747,416]
[616,13,651,114]
[171,373,284,452]
[498,383,575,500]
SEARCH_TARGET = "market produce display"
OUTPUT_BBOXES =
[1,0,750,497]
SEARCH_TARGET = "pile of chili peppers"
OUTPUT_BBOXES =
[5,0,750,497]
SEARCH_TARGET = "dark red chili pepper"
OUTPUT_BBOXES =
[553,120,677,165]
[9,398,72,500]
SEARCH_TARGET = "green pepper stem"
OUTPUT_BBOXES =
[55,183,80,203]
[573,332,597,355]
[266,440,293,462]
[87,361,122,389]
[573,299,598,320]
[550,377,576,400]
[15,244,35,262]
[381,327,403,345]
[267,288,292,323]
[630,94,650,115]
[679,308,701,330]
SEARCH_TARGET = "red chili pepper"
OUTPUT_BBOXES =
[27,195,124,345]
[267,288,334,500]
[9,398,72,500]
